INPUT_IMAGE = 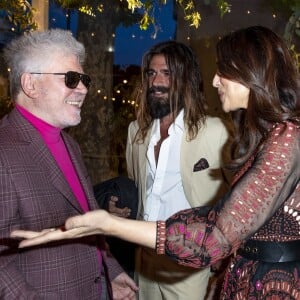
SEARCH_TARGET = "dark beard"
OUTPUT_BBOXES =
[147,86,171,119]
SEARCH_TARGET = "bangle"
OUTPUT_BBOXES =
[156,221,166,255]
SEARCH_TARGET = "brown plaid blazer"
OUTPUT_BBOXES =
[0,109,121,299]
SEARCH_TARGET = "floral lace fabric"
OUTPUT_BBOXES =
[164,122,300,299]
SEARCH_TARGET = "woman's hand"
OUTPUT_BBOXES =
[11,209,113,248]
[11,209,157,250]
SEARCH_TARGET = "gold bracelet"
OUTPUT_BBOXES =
[156,221,166,255]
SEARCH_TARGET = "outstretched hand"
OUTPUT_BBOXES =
[10,209,113,248]
[11,209,157,250]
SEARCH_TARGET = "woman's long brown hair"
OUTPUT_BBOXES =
[216,26,300,170]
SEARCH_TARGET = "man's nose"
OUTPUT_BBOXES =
[76,80,88,94]
[152,73,164,86]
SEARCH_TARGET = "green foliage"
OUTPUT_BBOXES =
[0,0,299,69]
[273,0,300,71]
[54,0,141,27]
[54,0,88,9]
[284,6,300,42]
[284,10,300,72]
[53,0,231,30]
[127,0,230,29]
[217,0,231,18]
[0,0,37,32]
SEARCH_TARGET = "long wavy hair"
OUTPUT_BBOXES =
[216,26,300,170]
[135,41,206,142]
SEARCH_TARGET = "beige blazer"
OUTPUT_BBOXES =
[126,116,231,219]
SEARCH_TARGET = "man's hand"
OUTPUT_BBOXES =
[111,272,138,300]
[108,196,131,218]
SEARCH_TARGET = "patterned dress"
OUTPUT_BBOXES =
[163,121,300,299]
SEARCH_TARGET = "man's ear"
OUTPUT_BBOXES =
[21,73,39,99]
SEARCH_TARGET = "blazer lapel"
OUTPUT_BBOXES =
[62,133,99,211]
[33,139,84,213]
[11,109,84,213]
[138,126,152,215]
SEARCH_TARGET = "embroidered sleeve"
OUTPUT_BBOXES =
[163,122,300,268]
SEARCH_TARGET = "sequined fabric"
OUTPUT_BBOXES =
[164,122,300,299]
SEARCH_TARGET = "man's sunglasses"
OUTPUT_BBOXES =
[30,71,91,89]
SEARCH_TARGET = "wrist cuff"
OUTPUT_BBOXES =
[156,221,166,255]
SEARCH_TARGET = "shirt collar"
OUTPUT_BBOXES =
[151,109,184,140]
[168,109,184,135]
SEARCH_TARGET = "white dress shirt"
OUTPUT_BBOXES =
[144,110,191,221]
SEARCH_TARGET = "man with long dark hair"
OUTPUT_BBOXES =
[125,41,231,300]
